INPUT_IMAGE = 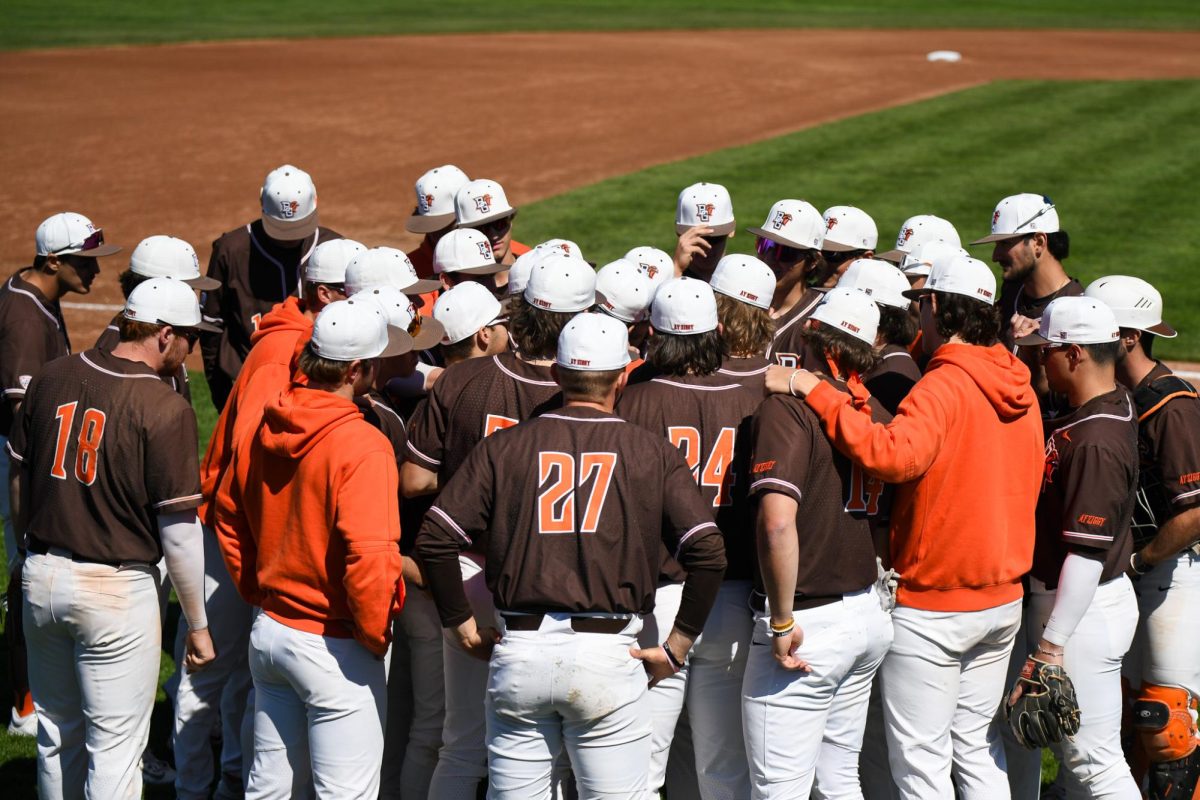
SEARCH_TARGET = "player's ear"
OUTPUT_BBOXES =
[615,369,629,397]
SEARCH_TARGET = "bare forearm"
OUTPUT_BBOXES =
[1140,506,1200,566]
[757,513,799,626]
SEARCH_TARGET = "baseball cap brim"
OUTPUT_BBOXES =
[401,277,442,294]
[379,326,415,358]
[74,243,123,258]
[744,226,813,251]
[405,211,456,235]
[970,232,1024,245]
[1146,321,1178,338]
[183,275,222,291]
[458,209,516,229]
[679,221,735,237]
[900,286,932,301]
[409,316,446,351]
[261,211,319,242]
[1014,332,1052,346]
[876,249,904,263]
[450,262,506,276]
[818,239,860,253]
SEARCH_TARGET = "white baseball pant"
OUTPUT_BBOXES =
[637,580,690,798]
[381,586,444,800]
[23,550,162,800]
[880,598,1022,800]
[245,611,388,800]
[1028,576,1140,799]
[742,586,893,799]
[486,613,650,799]
[173,525,254,800]
[1124,549,1200,696]
[859,680,900,800]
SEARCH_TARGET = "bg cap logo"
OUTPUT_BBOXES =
[420,193,435,213]
[474,194,493,214]
[826,216,839,231]
[477,241,492,259]
[696,203,715,222]
[280,200,300,218]
[771,211,793,230]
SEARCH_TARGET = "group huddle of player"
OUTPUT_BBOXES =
[1,162,1198,800]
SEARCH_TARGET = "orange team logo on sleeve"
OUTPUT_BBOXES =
[752,460,776,473]
[1180,471,1200,484]
[1077,513,1107,527]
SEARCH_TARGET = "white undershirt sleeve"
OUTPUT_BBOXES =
[159,510,208,631]
[1042,551,1103,647]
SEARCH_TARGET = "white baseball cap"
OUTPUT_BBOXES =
[900,239,968,277]
[595,259,654,323]
[836,259,911,310]
[557,313,631,372]
[434,228,502,276]
[434,282,506,345]
[624,246,674,290]
[651,277,719,334]
[535,238,588,264]
[745,199,825,251]
[353,286,445,350]
[972,193,1060,245]
[305,238,367,286]
[123,277,219,332]
[406,165,470,234]
[810,287,881,346]
[1084,275,1177,338]
[455,179,516,228]
[260,164,318,241]
[523,253,596,313]
[506,248,545,296]
[709,254,776,310]
[676,182,735,236]
[821,206,879,252]
[129,235,218,290]
[36,212,121,258]
[877,215,961,263]
[1015,296,1120,346]
[903,253,997,305]
[310,298,412,361]
[346,247,438,296]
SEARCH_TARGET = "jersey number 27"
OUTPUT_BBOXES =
[50,402,107,486]
[537,451,617,534]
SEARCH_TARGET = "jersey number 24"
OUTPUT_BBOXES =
[669,426,736,507]
[50,402,107,486]
[537,451,617,534]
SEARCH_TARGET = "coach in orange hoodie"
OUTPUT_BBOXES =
[768,254,1043,800]
[214,297,410,799]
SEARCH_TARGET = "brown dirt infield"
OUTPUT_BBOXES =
[1,29,1198,355]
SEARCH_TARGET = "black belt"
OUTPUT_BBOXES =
[27,537,132,568]
[500,612,630,634]
[750,592,840,613]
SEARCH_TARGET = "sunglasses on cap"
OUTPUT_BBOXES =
[1012,197,1055,235]
[756,236,804,263]
[53,229,106,255]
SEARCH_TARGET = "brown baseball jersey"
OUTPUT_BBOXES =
[617,372,762,581]
[200,220,341,407]
[1032,386,1137,586]
[405,352,561,481]
[1130,362,1200,548]
[766,287,824,367]
[718,355,770,395]
[998,277,1084,350]
[416,405,727,632]
[864,343,922,415]
[8,349,202,564]
[95,315,191,401]
[748,382,888,601]
[0,270,71,436]
[357,389,426,554]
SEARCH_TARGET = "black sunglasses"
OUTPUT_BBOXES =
[756,236,804,263]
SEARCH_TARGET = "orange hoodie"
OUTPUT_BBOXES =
[199,297,312,527]
[805,342,1043,612]
[213,386,404,655]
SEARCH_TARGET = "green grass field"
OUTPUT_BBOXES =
[517,78,1200,361]
[0,0,1196,49]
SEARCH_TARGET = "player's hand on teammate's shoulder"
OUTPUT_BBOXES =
[454,618,500,661]
[764,365,820,398]
[1010,313,1039,342]
[184,628,217,673]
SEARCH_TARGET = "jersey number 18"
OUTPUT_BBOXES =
[50,402,107,486]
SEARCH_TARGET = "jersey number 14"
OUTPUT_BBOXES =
[50,402,107,486]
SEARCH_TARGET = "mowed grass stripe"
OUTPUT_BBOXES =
[516,79,1200,360]
[1,0,1198,49]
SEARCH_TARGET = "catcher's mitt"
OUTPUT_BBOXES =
[1005,656,1082,748]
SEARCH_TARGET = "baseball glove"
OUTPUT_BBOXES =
[1005,656,1082,748]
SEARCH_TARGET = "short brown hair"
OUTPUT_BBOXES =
[932,292,1003,346]
[118,269,149,300]
[878,305,918,347]
[508,301,575,361]
[646,329,727,377]
[117,316,164,343]
[800,321,879,376]
[555,366,622,402]
[715,294,774,357]
[297,342,353,384]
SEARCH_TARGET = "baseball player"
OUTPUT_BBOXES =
[709,253,776,392]
[9,277,214,798]
[406,165,471,316]
[415,312,727,798]
[213,298,410,799]
[820,205,879,288]
[453,178,532,292]
[180,236,364,800]
[744,200,828,367]
[200,164,343,409]
[617,277,762,798]
[1085,276,1200,799]
[766,254,1044,799]
[434,228,508,294]
[744,288,895,799]
[626,245,674,294]
[1004,296,1140,798]
[674,182,736,281]
[94,235,220,401]
[0,211,120,737]
[875,213,961,265]
[402,254,595,797]
[434,281,510,367]
[836,258,923,415]
[593,258,654,365]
